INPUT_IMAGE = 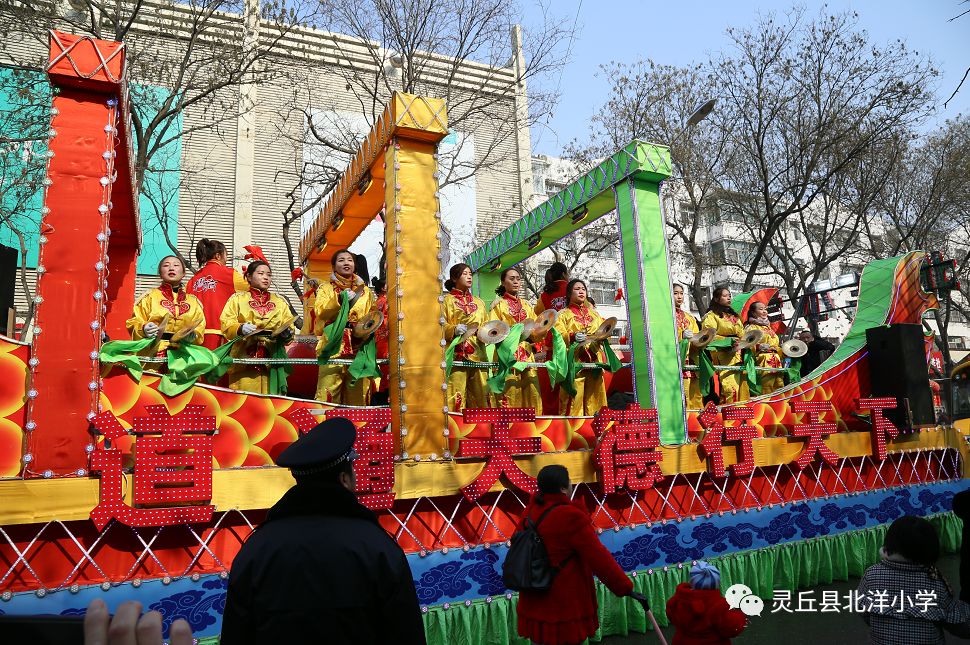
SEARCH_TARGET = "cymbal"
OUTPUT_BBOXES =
[782,338,809,358]
[272,314,300,337]
[155,313,171,341]
[353,310,384,339]
[737,327,765,351]
[458,323,479,344]
[689,327,716,348]
[477,320,510,345]
[586,317,618,343]
[532,309,557,339]
[520,319,537,341]
[171,319,202,342]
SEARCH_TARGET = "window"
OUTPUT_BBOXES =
[678,201,696,227]
[588,279,617,305]
[949,337,967,350]
[710,240,758,266]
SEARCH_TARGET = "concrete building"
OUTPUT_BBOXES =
[0,0,533,317]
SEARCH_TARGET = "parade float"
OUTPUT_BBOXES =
[0,31,966,643]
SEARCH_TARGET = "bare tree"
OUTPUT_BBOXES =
[713,8,937,290]
[2,0,318,271]
[865,116,970,369]
[563,61,730,309]
[0,65,50,329]
[266,0,575,297]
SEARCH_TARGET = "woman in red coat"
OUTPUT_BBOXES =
[516,465,633,644]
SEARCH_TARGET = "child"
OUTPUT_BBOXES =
[666,560,747,645]
[858,515,970,644]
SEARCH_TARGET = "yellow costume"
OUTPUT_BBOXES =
[443,289,489,410]
[489,293,541,414]
[126,285,205,354]
[701,310,746,404]
[554,303,608,416]
[745,320,784,395]
[676,309,703,410]
[313,274,376,405]
[220,289,296,394]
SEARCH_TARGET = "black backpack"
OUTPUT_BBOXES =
[502,503,568,592]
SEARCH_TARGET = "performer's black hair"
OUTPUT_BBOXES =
[445,263,471,292]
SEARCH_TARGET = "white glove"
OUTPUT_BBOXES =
[343,288,358,302]
[455,324,468,336]
[143,322,160,337]
[240,323,258,336]
[535,351,548,361]
[574,332,588,344]
[182,331,197,343]
[683,330,694,339]
[758,343,771,352]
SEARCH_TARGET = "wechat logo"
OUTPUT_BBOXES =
[726,583,764,617]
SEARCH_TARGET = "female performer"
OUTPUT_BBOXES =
[443,263,489,410]
[313,250,376,405]
[554,279,608,416]
[674,284,703,410]
[489,268,541,414]
[127,256,205,354]
[701,286,746,403]
[186,239,249,349]
[220,260,296,394]
[745,301,784,395]
[534,261,569,314]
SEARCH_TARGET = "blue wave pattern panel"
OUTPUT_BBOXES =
[0,480,962,635]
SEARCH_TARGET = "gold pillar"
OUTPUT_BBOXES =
[384,95,449,460]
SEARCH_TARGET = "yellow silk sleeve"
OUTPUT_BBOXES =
[232,270,249,292]
[126,291,155,340]
[220,294,245,341]
[313,282,341,335]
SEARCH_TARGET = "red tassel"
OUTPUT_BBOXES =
[291,267,304,281]
[614,288,624,302]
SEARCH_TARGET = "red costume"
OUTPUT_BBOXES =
[536,279,569,314]
[187,261,248,349]
[375,292,389,394]
[666,582,747,645]
[516,493,633,644]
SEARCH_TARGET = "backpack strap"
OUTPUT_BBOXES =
[525,502,565,530]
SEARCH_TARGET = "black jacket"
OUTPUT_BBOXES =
[221,481,426,645]
[800,338,836,376]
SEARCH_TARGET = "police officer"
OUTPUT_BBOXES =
[221,417,426,644]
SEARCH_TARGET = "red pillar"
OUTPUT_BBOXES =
[23,32,139,477]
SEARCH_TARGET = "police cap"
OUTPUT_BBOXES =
[276,416,357,477]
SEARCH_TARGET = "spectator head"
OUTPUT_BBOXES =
[275,417,358,492]
[535,464,571,504]
[883,515,940,566]
[689,560,722,590]
[799,330,814,343]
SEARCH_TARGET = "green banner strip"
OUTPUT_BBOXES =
[487,323,524,394]
[99,337,157,381]
[349,336,380,386]
[318,292,351,362]
[160,343,220,397]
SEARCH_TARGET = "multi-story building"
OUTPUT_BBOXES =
[0,1,534,318]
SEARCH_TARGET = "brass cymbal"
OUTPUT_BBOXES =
[586,316,618,343]
[689,327,716,348]
[353,310,384,339]
[531,309,557,339]
[271,314,300,337]
[782,338,809,358]
[737,327,765,351]
[520,319,537,341]
[477,320,510,345]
